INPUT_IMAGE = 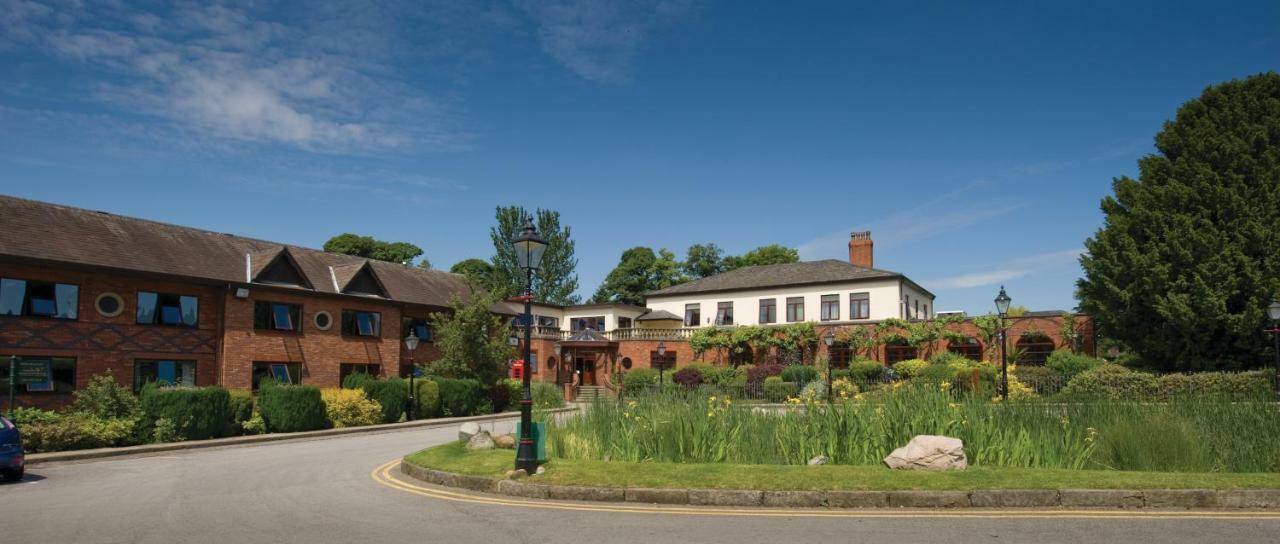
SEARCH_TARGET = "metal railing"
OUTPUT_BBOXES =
[512,326,698,341]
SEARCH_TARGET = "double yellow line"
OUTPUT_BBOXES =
[371,460,1280,520]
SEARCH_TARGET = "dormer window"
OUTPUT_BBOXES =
[332,262,388,298]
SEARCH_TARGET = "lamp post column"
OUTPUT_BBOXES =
[408,355,416,422]
[999,325,1008,401]
[515,267,537,473]
[7,355,15,421]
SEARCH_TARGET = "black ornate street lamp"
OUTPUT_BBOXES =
[404,330,420,421]
[1267,300,1280,395]
[823,329,836,402]
[656,340,667,388]
[995,286,1012,401]
[511,217,547,474]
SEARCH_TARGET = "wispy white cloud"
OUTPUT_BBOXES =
[513,0,697,83]
[926,249,1083,290]
[797,180,1026,260]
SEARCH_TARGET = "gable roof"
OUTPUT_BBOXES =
[646,259,934,298]
[0,194,473,308]
[250,247,314,289]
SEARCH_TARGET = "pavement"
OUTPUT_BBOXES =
[4,417,1279,544]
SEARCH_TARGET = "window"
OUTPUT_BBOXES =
[339,363,380,385]
[885,340,917,364]
[95,292,124,317]
[571,316,606,331]
[1016,336,1056,365]
[536,315,560,328]
[820,294,839,321]
[313,311,333,331]
[617,317,633,329]
[684,304,700,327]
[715,302,734,325]
[759,298,776,324]
[252,362,303,390]
[341,310,381,337]
[849,292,870,320]
[828,345,855,368]
[914,299,920,319]
[402,317,431,341]
[137,291,198,327]
[948,337,983,361]
[786,297,805,322]
[0,356,76,393]
[254,301,302,332]
[0,278,79,319]
[923,304,930,319]
[621,357,633,370]
[134,360,196,391]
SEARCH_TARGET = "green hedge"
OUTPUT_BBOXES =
[847,359,885,381]
[140,384,233,441]
[414,379,442,419]
[622,368,660,393]
[227,390,254,429]
[891,359,929,378]
[763,376,796,402]
[361,378,408,423]
[1047,351,1104,377]
[780,364,818,384]
[531,381,565,409]
[19,413,137,453]
[257,381,329,432]
[436,378,483,417]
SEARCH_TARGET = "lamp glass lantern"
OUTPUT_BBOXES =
[656,341,666,357]
[404,331,420,352]
[994,286,1012,317]
[823,330,836,347]
[508,330,519,346]
[512,218,548,271]
[1268,300,1280,321]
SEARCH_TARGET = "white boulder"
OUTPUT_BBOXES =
[458,422,482,442]
[465,431,496,450]
[883,435,968,471]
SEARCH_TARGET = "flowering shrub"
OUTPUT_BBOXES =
[746,364,783,386]
[320,388,383,428]
[831,378,859,400]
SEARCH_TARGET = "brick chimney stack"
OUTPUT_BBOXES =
[848,231,873,268]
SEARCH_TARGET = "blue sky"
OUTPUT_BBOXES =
[1,1,1277,313]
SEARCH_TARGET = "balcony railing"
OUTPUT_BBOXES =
[513,326,697,341]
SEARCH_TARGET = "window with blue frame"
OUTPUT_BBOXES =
[341,310,381,337]
[133,360,196,391]
[0,356,76,393]
[252,361,302,390]
[137,291,198,327]
[254,301,302,332]
[0,278,79,319]
[402,317,431,341]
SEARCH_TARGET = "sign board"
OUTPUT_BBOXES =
[16,359,51,385]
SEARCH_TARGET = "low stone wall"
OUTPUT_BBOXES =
[398,460,1280,509]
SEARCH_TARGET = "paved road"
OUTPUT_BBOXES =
[4,418,1279,544]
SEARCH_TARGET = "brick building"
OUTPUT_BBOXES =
[0,196,475,410]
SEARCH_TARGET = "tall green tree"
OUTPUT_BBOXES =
[591,247,685,305]
[682,243,725,279]
[427,292,515,386]
[323,233,425,265]
[1077,72,1280,371]
[722,244,800,271]
[449,258,493,289]
[488,206,580,305]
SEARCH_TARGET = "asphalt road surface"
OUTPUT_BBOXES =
[4,418,1278,544]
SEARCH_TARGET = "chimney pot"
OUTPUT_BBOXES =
[848,231,874,268]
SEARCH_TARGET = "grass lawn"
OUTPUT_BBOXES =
[405,441,1280,491]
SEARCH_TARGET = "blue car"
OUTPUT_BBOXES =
[0,417,23,482]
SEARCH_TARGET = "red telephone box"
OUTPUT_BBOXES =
[510,359,525,380]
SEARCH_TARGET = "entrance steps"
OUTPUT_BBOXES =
[575,385,611,403]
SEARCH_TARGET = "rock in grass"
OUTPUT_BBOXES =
[808,455,829,466]
[883,435,968,471]
[535,465,546,476]
[459,422,482,442]
[465,431,496,450]
[505,469,528,480]
[493,434,516,449]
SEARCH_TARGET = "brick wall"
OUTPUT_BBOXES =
[1,262,220,410]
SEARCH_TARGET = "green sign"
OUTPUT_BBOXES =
[15,359,50,385]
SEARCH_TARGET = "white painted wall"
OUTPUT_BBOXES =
[502,302,648,332]
[644,278,932,327]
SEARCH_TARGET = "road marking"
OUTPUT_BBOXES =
[370,460,1280,520]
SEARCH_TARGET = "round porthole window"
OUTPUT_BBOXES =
[95,292,124,317]
[313,311,333,331]
[621,357,633,370]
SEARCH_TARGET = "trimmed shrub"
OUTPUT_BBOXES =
[532,381,565,409]
[1062,364,1158,400]
[20,414,137,453]
[71,372,140,419]
[257,381,329,433]
[917,362,962,384]
[1156,370,1271,400]
[415,379,442,418]
[139,384,233,441]
[1046,351,1104,377]
[436,378,483,417]
[847,359,886,381]
[360,378,408,423]
[832,369,851,381]
[781,364,819,384]
[341,371,377,390]
[10,407,60,427]
[929,351,974,366]
[763,376,794,402]
[891,359,929,379]
[685,362,720,384]
[227,390,254,429]
[320,388,383,428]
[714,366,742,386]
[672,367,702,388]
[746,364,784,386]
[623,368,660,393]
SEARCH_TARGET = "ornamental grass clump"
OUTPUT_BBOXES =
[546,382,1280,472]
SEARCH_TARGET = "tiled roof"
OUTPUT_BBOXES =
[0,195,474,308]
[636,309,682,321]
[647,259,926,297]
